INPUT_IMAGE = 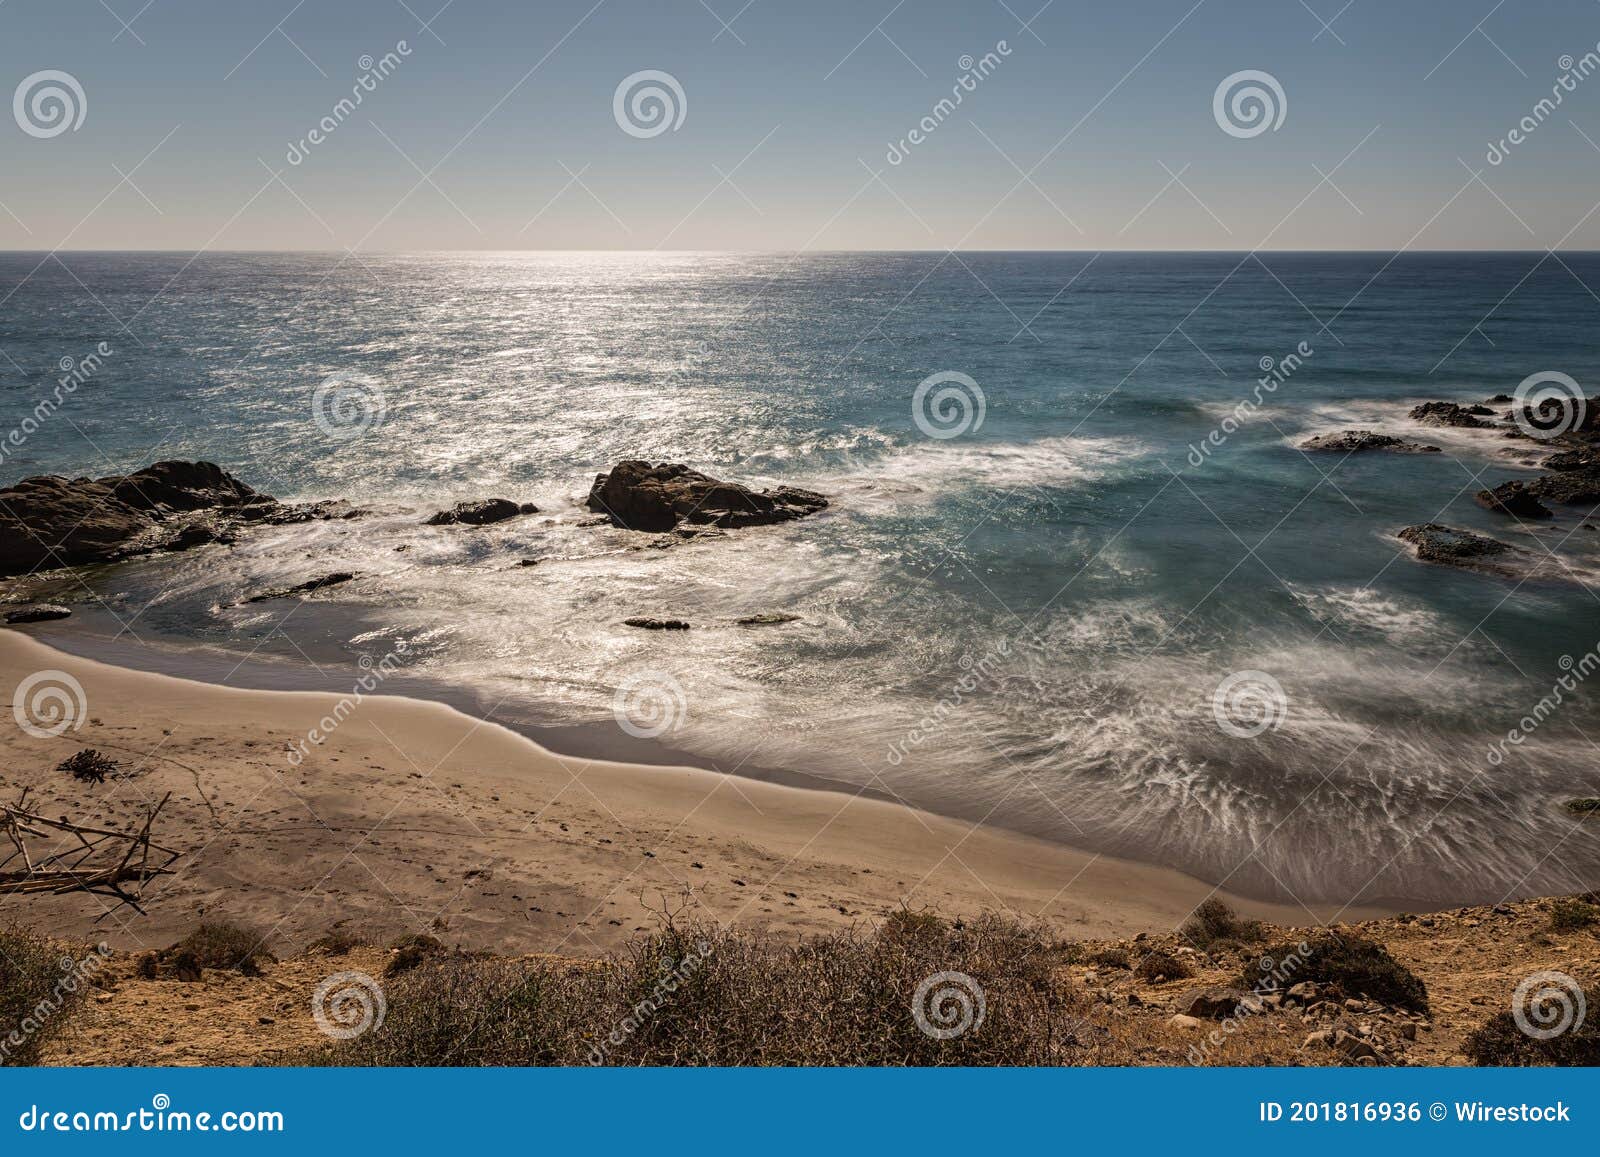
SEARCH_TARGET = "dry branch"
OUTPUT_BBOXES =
[0,791,180,915]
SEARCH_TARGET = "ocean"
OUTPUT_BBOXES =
[2,249,1597,908]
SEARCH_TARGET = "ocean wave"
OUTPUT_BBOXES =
[818,433,1151,508]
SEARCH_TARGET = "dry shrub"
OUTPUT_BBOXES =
[1241,932,1427,1013]
[148,921,274,979]
[0,926,91,1065]
[385,932,446,976]
[1133,950,1194,982]
[1088,947,1131,970]
[1180,899,1262,948]
[1464,981,1600,1066]
[1549,898,1599,933]
[304,915,1084,1066]
[307,925,366,957]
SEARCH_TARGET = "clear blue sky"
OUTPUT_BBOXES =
[4,0,1600,250]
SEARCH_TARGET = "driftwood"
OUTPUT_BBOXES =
[0,789,180,916]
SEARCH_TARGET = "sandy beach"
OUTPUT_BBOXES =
[0,628,1360,957]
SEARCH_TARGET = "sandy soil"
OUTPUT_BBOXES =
[38,897,1598,1066]
[0,629,1363,961]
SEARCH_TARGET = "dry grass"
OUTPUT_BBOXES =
[301,913,1089,1066]
[1,926,90,1066]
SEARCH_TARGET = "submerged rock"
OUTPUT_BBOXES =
[4,604,71,624]
[1565,798,1600,816]
[1300,430,1440,453]
[623,617,690,630]
[425,499,538,526]
[1408,401,1495,429]
[586,460,828,532]
[737,612,801,626]
[1475,480,1553,520]
[244,572,358,603]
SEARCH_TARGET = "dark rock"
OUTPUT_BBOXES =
[1300,430,1440,453]
[0,460,341,577]
[1474,480,1553,519]
[517,558,541,567]
[0,473,162,575]
[1527,468,1600,506]
[1566,798,1600,816]
[245,499,357,526]
[737,612,801,626]
[425,498,535,526]
[4,604,71,624]
[1485,394,1514,404]
[623,617,690,630]
[1397,523,1512,567]
[1181,987,1261,1019]
[244,572,358,603]
[107,460,261,512]
[1409,401,1495,428]
[1543,449,1600,472]
[586,460,828,532]
[165,521,238,551]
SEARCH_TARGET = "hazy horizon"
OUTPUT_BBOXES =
[8,1,1600,251]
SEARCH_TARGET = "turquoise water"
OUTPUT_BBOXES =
[2,250,1598,906]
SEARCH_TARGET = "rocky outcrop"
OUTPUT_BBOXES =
[243,572,358,604]
[1475,480,1553,520]
[623,617,690,630]
[4,604,71,624]
[0,461,347,578]
[424,499,538,526]
[1181,987,1261,1019]
[1300,430,1440,453]
[586,461,828,532]
[1527,465,1600,506]
[737,612,800,626]
[1409,401,1495,429]
[1396,524,1513,571]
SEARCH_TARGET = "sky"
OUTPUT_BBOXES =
[4,0,1600,250]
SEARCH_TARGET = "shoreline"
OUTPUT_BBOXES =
[0,629,1379,954]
